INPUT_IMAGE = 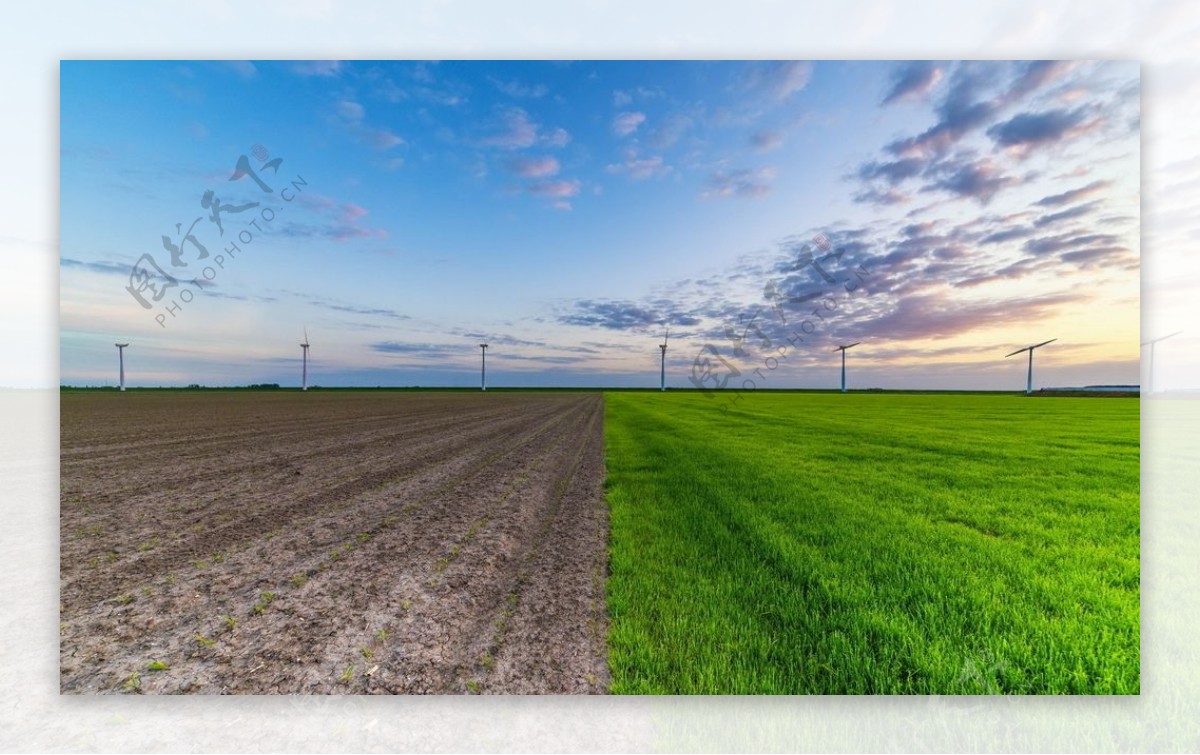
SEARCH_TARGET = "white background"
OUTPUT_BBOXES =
[1,1,1196,751]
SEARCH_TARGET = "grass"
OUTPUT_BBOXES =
[252,592,277,614]
[603,392,1139,694]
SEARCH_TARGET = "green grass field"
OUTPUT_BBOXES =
[603,392,1139,694]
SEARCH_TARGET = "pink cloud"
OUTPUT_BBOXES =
[481,107,540,149]
[340,203,368,223]
[507,155,561,178]
[528,179,581,198]
[612,111,646,136]
[543,126,571,148]
[605,150,671,180]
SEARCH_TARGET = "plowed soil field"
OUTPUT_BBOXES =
[60,391,609,694]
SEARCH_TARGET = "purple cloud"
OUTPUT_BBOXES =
[1034,180,1112,207]
[750,130,785,152]
[881,61,944,105]
[743,61,812,101]
[987,108,1098,153]
[925,158,1014,204]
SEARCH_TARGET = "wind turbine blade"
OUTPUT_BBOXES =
[1004,347,1029,358]
[1031,338,1057,350]
[1142,330,1183,346]
[846,342,861,349]
[664,327,669,346]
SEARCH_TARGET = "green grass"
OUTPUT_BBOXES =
[603,392,1139,694]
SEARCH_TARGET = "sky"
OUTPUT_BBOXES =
[59,59,1140,390]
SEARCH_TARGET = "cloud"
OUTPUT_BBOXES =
[613,90,632,107]
[543,127,571,148]
[924,157,1014,204]
[612,112,646,136]
[371,341,468,356]
[317,302,409,321]
[702,167,777,199]
[291,60,342,77]
[1059,246,1133,266]
[61,257,141,277]
[846,290,1086,342]
[1033,179,1112,207]
[987,108,1098,154]
[489,76,548,98]
[1006,60,1074,100]
[528,179,581,198]
[363,128,404,150]
[336,99,364,124]
[750,130,785,152]
[743,61,812,101]
[507,155,561,178]
[1024,232,1123,255]
[332,98,403,151]
[881,61,944,105]
[857,157,925,185]
[878,61,1072,164]
[480,106,541,149]
[850,61,1091,210]
[558,299,702,330]
[853,187,910,206]
[980,227,1034,244]
[1034,200,1102,227]
[605,150,671,180]
[340,203,368,223]
[281,193,389,242]
[220,61,258,78]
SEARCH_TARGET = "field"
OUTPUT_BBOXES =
[59,391,608,694]
[604,392,1140,694]
[61,389,1139,695]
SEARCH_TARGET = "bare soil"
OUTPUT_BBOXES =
[59,391,609,694]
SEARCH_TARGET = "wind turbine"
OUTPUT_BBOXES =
[300,328,309,391]
[659,327,669,392]
[1141,331,1181,395]
[114,343,128,391]
[479,343,488,391]
[833,342,860,393]
[1005,338,1056,394]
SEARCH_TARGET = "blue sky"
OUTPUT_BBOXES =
[60,60,1139,389]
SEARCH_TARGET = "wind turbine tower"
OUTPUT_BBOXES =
[1142,331,1181,394]
[115,343,128,391]
[659,327,669,392]
[300,328,310,391]
[1004,338,1056,394]
[479,343,488,391]
[833,342,860,393]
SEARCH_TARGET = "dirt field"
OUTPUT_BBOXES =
[59,390,609,694]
